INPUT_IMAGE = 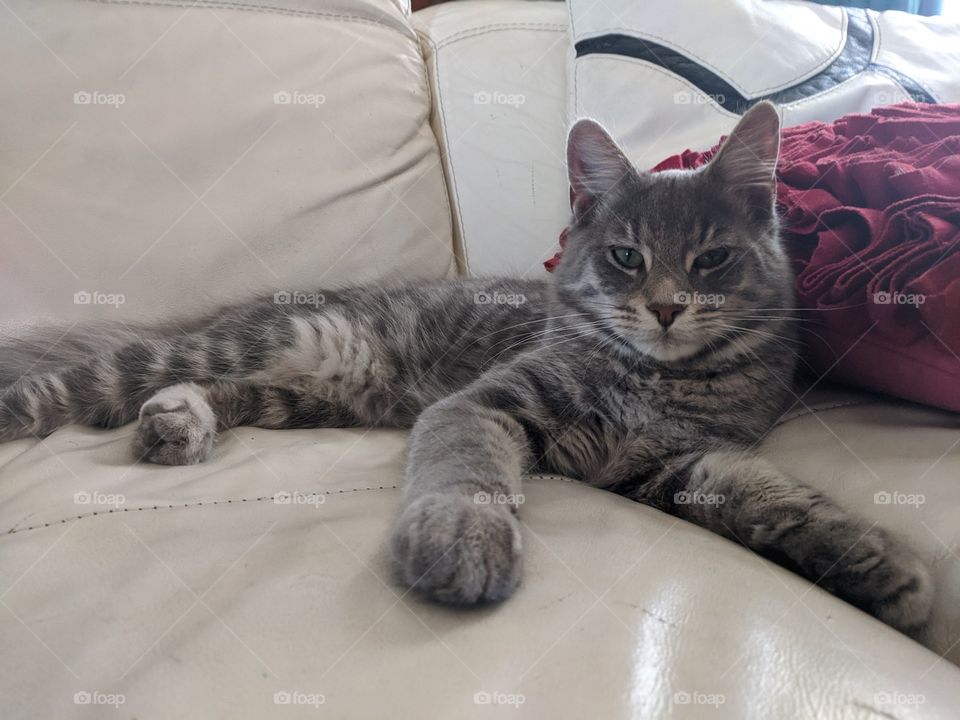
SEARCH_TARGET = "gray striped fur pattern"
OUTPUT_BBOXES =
[0,104,932,635]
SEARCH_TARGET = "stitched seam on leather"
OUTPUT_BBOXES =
[769,8,849,94]
[81,0,406,31]
[774,400,882,426]
[2,484,401,537]
[433,23,566,49]
[869,13,939,102]
[575,57,738,121]
[3,475,574,536]
[871,66,939,104]
[778,68,879,110]
[574,19,846,98]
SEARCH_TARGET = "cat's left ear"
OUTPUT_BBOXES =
[706,101,781,218]
[567,119,635,219]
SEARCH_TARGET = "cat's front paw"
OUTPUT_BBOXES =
[390,493,523,605]
[861,533,935,637]
[134,385,216,465]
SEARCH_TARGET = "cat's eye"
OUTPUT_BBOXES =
[611,247,644,270]
[693,247,729,270]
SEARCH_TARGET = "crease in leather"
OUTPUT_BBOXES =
[418,28,470,275]
[409,30,461,277]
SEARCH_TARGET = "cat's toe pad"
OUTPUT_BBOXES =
[135,385,216,465]
[390,492,522,605]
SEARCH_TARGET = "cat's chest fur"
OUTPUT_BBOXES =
[584,355,778,439]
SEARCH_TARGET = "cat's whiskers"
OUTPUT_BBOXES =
[450,311,594,364]
[483,320,611,365]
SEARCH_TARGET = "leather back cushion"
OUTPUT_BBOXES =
[415,1,570,277]
[0,0,455,330]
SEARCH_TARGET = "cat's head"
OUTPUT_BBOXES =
[555,102,794,363]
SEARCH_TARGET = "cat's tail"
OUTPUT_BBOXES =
[0,322,177,441]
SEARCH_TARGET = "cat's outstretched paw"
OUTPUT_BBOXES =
[134,384,216,465]
[821,528,934,637]
[390,493,523,604]
[859,532,934,637]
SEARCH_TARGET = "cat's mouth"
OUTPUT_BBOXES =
[616,324,704,363]
[645,333,704,362]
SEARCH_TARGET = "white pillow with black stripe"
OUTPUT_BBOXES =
[567,0,960,167]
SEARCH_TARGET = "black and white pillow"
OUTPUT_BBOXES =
[567,0,960,165]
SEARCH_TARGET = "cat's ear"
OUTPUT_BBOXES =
[567,119,635,219]
[706,101,781,218]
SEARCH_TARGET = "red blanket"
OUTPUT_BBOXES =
[548,104,960,411]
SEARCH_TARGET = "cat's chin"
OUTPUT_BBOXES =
[628,334,704,363]
[644,342,703,363]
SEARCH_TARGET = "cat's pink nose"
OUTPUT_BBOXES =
[646,303,686,328]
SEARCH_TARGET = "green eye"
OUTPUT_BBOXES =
[693,247,729,270]
[611,247,644,270]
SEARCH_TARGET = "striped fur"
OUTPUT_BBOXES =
[0,104,933,634]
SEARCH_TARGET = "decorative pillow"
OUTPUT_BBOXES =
[566,0,960,410]
[648,104,960,412]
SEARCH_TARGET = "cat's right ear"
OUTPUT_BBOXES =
[567,119,635,219]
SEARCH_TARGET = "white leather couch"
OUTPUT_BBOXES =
[1,1,959,717]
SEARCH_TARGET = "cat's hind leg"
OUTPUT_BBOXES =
[134,381,362,465]
[134,383,217,465]
[0,372,74,441]
[640,448,934,636]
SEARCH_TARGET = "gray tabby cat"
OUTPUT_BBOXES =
[0,103,932,636]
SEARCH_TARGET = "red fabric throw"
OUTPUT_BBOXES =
[547,104,960,411]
